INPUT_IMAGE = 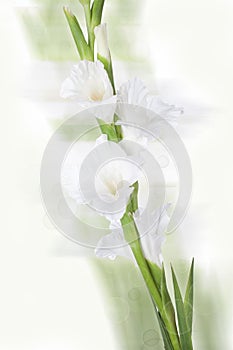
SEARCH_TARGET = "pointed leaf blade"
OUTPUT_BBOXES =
[161,265,177,326]
[171,266,193,350]
[63,7,93,60]
[151,298,174,350]
[161,265,181,350]
[184,258,194,336]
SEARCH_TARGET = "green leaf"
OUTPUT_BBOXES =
[63,7,93,60]
[157,311,174,350]
[161,265,176,326]
[171,266,193,350]
[96,118,118,142]
[161,265,181,350]
[184,258,194,336]
[147,259,162,293]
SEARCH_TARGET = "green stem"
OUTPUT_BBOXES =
[131,239,163,312]
[132,240,181,350]
[121,212,181,350]
[120,213,162,313]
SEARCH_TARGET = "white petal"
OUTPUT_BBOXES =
[94,23,111,62]
[147,95,183,125]
[95,230,134,261]
[60,60,113,102]
[138,205,170,265]
[61,162,83,203]
[95,134,108,146]
[85,95,117,123]
[117,77,149,106]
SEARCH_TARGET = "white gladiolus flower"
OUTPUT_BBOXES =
[118,77,149,107]
[61,136,144,223]
[94,23,111,63]
[117,78,183,144]
[118,77,183,120]
[61,60,113,102]
[95,205,170,266]
[61,60,113,104]
[60,60,116,122]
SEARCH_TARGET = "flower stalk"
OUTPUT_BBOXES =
[121,210,181,350]
[61,1,195,349]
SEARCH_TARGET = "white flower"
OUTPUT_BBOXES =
[95,205,170,266]
[60,60,117,122]
[61,136,143,223]
[117,78,183,144]
[118,77,183,119]
[61,60,113,102]
[94,23,111,63]
[118,77,149,107]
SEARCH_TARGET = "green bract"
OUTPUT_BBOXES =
[63,7,93,60]
[79,0,90,6]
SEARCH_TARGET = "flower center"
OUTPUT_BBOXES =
[89,90,105,102]
[85,78,105,102]
[104,179,118,196]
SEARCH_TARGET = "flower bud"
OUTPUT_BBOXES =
[94,23,111,63]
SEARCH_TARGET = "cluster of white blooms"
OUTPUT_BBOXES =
[60,23,183,265]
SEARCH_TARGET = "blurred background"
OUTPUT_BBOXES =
[0,0,233,349]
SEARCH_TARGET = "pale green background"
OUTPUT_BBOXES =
[0,0,233,349]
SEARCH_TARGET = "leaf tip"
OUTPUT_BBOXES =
[63,6,73,17]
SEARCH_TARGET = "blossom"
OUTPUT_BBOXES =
[117,78,183,144]
[118,77,183,120]
[95,205,170,266]
[118,77,149,107]
[60,60,117,122]
[60,60,113,102]
[61,135,143,223]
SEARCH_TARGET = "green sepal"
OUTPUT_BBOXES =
[96,118,118,142]
[120,181,139,243]
[91,0,105,29]
[97,53,116,94]
[63,7,93,61]
[79,0,90,6]
[171,266,193,350]
[125,181,139,214]
[184,258,194,336]
[113,114,123,141]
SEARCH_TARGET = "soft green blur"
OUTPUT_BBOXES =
[16,0,146,63]
[16,1,232,349]
[17,0,79,61]
[91,257,164,350]
[92,256,230,350]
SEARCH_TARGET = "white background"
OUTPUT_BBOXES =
[0,0,233,349]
